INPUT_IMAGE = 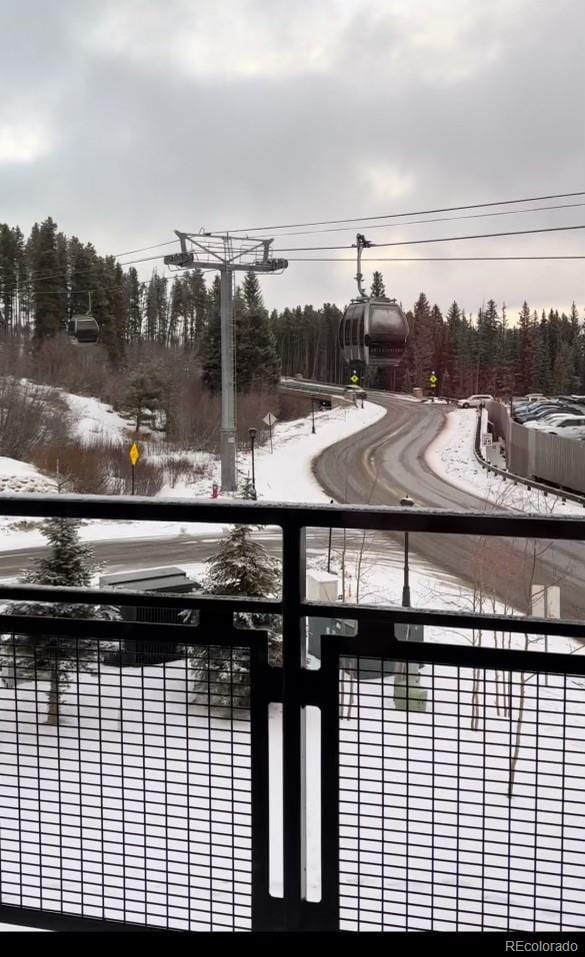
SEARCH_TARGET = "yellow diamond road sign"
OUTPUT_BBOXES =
[350,374,359,384]
[130,442,140,466]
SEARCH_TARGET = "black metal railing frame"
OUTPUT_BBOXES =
[1,494,585,932]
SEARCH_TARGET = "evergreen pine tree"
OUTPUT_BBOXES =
[234,269,280,390]
[0,224,21,331]
[242,269,264,313]
[551,341,575,394]
[240,473,257,501]
[123,363,167,431]
[370,271,386,298]
[31,217,67,341]
[125,267,143,341]
[68,237,94,318]
[183,526,281,711]
[98,257,127,367]
[409,293,434,388]
[445,301,463,393]
[0,519,119,725]
[201,276,222,390]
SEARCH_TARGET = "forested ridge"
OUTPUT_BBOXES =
[1,217,582,397]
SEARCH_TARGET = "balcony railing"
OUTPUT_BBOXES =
[0,495,584,932]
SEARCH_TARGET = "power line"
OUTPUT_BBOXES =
[248,201,585,239]
[118,252,174,267]
[85,195,585,261]
[112,239,179,257]
[286,255,585,262]
[3,244,583,296]
[274,223,585,253]
[3,223,583,293]
[218,190,585,234]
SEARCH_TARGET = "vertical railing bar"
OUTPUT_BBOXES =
[250,636,272,930]
[560,673,567,931]
[281,519,306,929]
[534,669,540,932]
[320,640,341,930]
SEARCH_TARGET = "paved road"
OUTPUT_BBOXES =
[314,393,585,620]
[2,394,585,619]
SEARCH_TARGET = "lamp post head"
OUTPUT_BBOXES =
[400,495,415,508]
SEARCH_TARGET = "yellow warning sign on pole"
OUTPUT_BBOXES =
[350,374,359,384]
[130,441,140,466]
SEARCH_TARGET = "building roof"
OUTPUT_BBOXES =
[99,566,195,592]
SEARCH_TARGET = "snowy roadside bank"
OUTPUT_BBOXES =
[251,399,386,503]
[0,400,386,553]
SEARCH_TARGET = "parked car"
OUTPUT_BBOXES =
[512,392,549,405]
[527,414,585,430]
[457,394,493,409]
[546,428,585,439]
[516,403,585,423]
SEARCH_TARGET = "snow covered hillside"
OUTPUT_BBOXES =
[0,393,385,553]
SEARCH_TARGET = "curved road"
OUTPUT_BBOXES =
[315,393,585,619]
[1,394,584,619]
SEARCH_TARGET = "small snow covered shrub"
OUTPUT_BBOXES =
[31,437,164,495]
[182,525,282,713]
[158,453,198,488]
[0,379,68,460]
[0,518,121,725]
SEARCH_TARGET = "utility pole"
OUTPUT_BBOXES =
[400,494,415,606]
[220,267,236,489]
[165,231,287,491]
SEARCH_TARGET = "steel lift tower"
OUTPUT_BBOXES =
[165,232,288,491]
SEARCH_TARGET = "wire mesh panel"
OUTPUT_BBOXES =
[0,634,253,930]
[338,656,585,932]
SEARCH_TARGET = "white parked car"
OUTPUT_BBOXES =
[457,394,494,409]
[544,417,585,437]
[546,428,585,439]
[526,414,585,430]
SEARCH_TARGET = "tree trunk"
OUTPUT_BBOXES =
[507,669,526,800]
[45,672,60,726]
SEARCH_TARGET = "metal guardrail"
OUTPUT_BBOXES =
[0,495,585,932]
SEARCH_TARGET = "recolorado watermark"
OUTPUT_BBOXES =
[505,943,579,952]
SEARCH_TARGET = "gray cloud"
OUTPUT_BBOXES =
[0,0,583,317]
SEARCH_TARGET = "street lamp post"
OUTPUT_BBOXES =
[400,495,415,607]
[248,428,257,500]
[327,498,334,572]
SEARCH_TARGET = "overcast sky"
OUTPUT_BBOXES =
[1,0,583,317]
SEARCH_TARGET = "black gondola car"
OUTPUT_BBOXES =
[67,314,100,343]
[338,298,409,368]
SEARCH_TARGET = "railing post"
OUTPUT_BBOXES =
[281,521,306,929]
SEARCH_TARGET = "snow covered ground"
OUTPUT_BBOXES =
[246,400,385,504]
[426,408,585,516]
[1,531,582,931]
[0,458,56,497]
[0,397,385,554]
[0,626,582,932]
[0,392,584,932]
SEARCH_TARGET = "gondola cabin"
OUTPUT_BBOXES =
[67,315,100,344]
[339,299,409,368]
